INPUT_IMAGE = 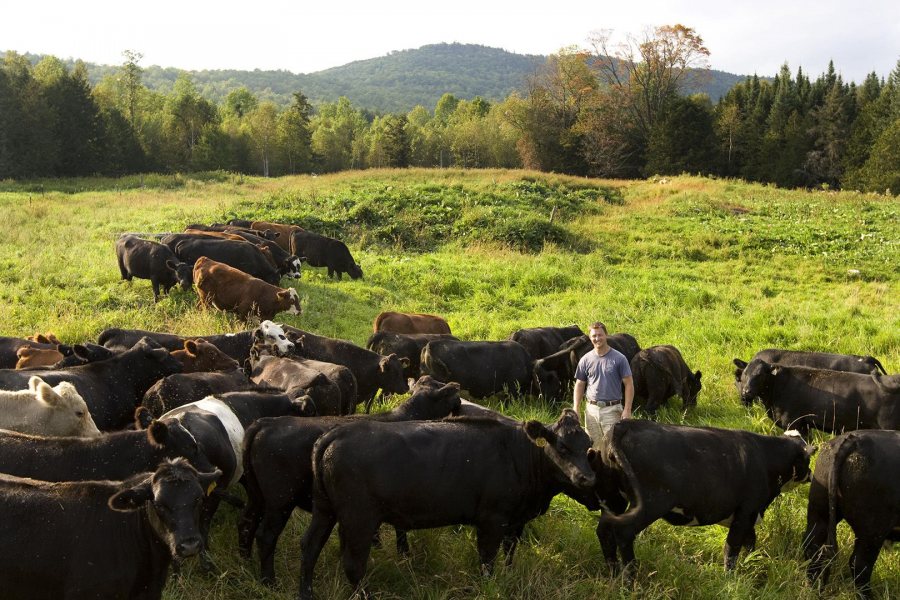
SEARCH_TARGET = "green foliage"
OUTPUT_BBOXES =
[0,170,897,600]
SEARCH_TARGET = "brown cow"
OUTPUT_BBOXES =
[250,221,303,252]
[183,229,249,243]
[373,311,451,334]
[28,333,62,345]
[15,346,65,369]
[193,257,301,321]
[171,339,241,373]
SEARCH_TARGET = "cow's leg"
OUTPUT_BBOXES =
[850,536,883,599]
[394,527,410,556]
[256,505,294,585]
[475,526,504,576]
[236,496,263,560]
[299,507,337,600]
[723,516,756,570]
[117,255,130,280]
[197,494,222,572]
[501,524,524,566]
[151,280,161,303]
[596,518,620,572]
[802,488,833,582]
[339,516,379,599]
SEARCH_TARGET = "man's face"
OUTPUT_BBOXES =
[589,327,607,349]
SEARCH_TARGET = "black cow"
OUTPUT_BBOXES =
[49,342,117,368]
[596,420,815,573]
[238,376,461,584]
[116,235,193,302]
[250,353,358,416]
[0,337,183,431]
[164,236,281,285]
[738,359,900,435]
[421,339,559,400]
[803,430,900,598]
[0,459,220,600]
[142,370,255,417]
[159,390,313,561]
[0,415,215,480]
[289,229,362,280]
[733,349,888,385]
[630,345,702,413]
[298,408,596,600]
[225,229,302,279]
[365,331,459,380]
[509,325,585,361]
[535,332,641,386]
[98,327,254,363]
[281,324,408,411]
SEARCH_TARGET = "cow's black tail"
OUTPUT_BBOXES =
[241,419,266,510]
[596,423,645,526]
[826,433,858,554]
[420,345,451,382]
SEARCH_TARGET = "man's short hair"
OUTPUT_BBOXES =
[589,321,607,333]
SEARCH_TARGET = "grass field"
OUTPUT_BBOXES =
[0,169,897,599]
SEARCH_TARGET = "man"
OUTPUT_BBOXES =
[573,321,634,448]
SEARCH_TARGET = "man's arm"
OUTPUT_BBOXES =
[621,375,634,419]
[573,379,586,423]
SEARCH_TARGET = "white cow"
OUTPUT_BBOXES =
[0,376,101,437]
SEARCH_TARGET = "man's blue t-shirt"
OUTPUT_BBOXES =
[574,348,632,401]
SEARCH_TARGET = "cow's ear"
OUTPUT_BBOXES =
[694,370,702,382]
[733,359,748,369]
[524,420,554,448]
[254,328,265,341]
[28,376,43,392]
[399,357,411,367]
[36,381,62,406]
[184,340,199,355]
[166,260,178,271]
[198,470,223,496]
[109,478,153,512]
[146,419,169,445]
[134,407,154,430]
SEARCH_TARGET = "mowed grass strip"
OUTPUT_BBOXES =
[0,170,897,599]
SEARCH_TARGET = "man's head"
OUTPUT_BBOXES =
[588,321,608,351]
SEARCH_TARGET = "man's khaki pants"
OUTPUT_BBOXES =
[584,402,623,450]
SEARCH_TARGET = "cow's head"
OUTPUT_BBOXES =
[282,255,303,279]
[166,260,194,291]
[108,458,222,559]
[348,262,363,280]
[402,377,461,419]
[378,353,410,394]
[532,361,563,402]
[737,359,775,406]
[277,288,302,316]
[174,339,240,373]
[732,358,748,393]
[683,370,703,407]
[525,408,596,489]
[146,417,217,474]
[779,430,817,489]
[254,321,295,357]
[256,245,278,269]
[15,346,64,369]
[66,343,116,366]
[30,376,101,437]
[133,337,184,377]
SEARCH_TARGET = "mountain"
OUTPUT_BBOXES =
[10,43,752,113]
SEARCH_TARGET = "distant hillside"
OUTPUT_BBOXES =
[10,43,752,112]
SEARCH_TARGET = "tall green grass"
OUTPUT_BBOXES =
[0,170,897,599]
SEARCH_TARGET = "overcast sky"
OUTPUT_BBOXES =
[4,0,898,84]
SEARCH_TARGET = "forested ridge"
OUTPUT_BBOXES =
[1,28,898,193]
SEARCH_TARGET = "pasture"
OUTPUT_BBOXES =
[0,169,897,599]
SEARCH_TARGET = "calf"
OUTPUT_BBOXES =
[283,324,408,411]
[160,391,313,560]
[142,370,255,417]
[365,331,458,379]
[509,324,585,361]
[630,345,702,413]
[421,339,559,400]
[238,376,460,583]
[116,234,193,302]
[98,327,255,362]
[247,220,302,252]
[0,335,74,369]
[596,420,814,573]
[373,311,452,334]
[0,376,100,437]
[0,337,183,431]
[250,353,358,416]
[172,339,241,373]
[803,430,900,598]
[290,229,362,280]
[298,408,595,599]
[733,349,888,385]
[193,257,301,321]
[15,345,64,369]
[0,415,215,481]
[0,459,220,600]
[738,359,900,435]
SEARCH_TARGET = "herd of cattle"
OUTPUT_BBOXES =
[0,217,897,599]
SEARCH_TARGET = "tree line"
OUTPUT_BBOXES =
[1,27,898,194]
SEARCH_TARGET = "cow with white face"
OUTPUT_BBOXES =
[0,376,101,437]
[253,321,297,357]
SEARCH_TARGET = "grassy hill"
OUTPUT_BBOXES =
[10,43,751,112]
[0,170,897,599]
